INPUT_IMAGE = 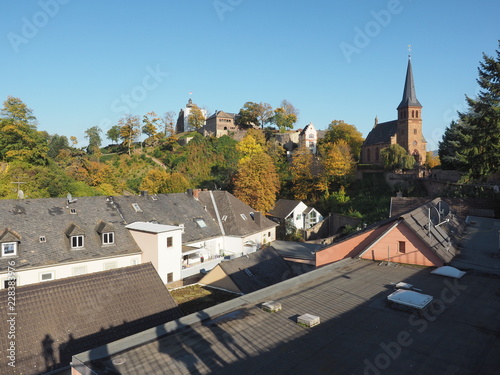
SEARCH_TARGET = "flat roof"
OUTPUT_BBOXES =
[125,221,181,234]
[74,258,500,374]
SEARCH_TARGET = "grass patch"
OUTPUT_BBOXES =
[170,284,239,316]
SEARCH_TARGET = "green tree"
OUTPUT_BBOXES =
[235,102,273,129]
[271,100,298,132]
[142,111,160,146]
[380,144,415,170]
[106,125,121,144]
[188,104,206,130]
[439,43,500,180]
[84,126,102,154]
[47,134,70,159]
[0,96,48,164]
[321,120,364,161]
[118,114,141,155]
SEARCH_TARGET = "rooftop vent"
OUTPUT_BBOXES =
[297,313,320,328]
[70,208,77,214]
[39,236,46,243]
[221,215,227,222]
[261,301,282,313]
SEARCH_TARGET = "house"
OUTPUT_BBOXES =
[203,110,238,137]
[298,122,318,154]
[0,196,142,289]
[315,198,464,267]
[361,57,427,165]
[0,263,182,375]
[199,247,296,294]
[268,199,323,234]
[72,252,500,374]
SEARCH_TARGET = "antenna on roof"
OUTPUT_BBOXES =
[11,178,27,199]
[428,200,450,238]
[67,192,77,204]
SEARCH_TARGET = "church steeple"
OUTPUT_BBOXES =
[397,58,421,110]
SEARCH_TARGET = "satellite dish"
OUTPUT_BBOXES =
[429,207,440,226]
[17,190,24,199]
[437,201,450,217]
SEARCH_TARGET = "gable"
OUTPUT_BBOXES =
[0,228,21,242]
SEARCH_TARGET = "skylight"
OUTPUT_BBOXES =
[195,218,207,228]
[132,203,142,212]
[240,214,247,220]
[244,268,253,277]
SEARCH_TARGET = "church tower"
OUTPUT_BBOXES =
[396,57,426,164]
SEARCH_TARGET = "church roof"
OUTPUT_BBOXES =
[397,58,422,109]
[363,120,397,146]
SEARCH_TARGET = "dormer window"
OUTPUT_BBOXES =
[1,242,17,257]
[102,232,114,245]
[71,235,84,249]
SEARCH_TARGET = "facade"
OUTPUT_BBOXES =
[298,122,318,154]
[175,98,208,133]
[203,110,237,137]
[361,58,427,165]
[268,199,324,232]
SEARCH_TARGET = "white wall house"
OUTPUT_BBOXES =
[126,222,184,284]
[299,122,318,154]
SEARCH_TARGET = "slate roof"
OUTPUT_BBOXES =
[363,120,398,147]
[206,110,235,120]
[0,196,141,273]
[270,240,322,261]
[217,247,297,294]
[197,190,277,237]
[397,58,422,109]
[111,193,223,244]
[268,199,303,219]
[75,258,500,374]
[0,263,182,375]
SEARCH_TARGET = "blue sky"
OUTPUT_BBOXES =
[1,0,498,150]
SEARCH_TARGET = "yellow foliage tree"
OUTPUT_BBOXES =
[140,169,169,194]
[236,134,264,162]
[318,139,355,195]
[290,145,314,200]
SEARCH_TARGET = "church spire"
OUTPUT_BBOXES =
[397,57,421,109]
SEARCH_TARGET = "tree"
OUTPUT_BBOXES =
[235,102,273,129]
[380,144,415,170]
[234,153,280,212]
[118,114,141,155]
[162,111,177,138]
[70,136,78,147]
[290,144,315,200]
[188,104,205,130]
[318,140,355,195]
[106,125,121,144]
[47,134,70,159]
[142,112,160,146]
[438,42,500,180]
[425,151,441,169]
[0,96,48,164]
[271,99,298,132]
[84,126,102,154]
[236,133,264,161]
[321,120,364,161]
[140,169,168,194]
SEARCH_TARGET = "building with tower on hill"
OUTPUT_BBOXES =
[361,56,427,166]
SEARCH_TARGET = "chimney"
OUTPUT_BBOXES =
[254,211,263,227]
[140,190,148,197]
[193,189,200,200]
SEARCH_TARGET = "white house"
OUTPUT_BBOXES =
[268,199,324,232]
[299,122,318,154]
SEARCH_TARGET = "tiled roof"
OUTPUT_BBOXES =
[268,199,303,219]
[197,191,277,237]
[76,257,500,374]
[218,247,296,294]
[270,240,322,261]
[363,120,397,147]
[0,263,182,375]
[0,196,141,273]
[112,193,223,244]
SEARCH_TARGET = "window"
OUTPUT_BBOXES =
[71,235,84,249]
[221,215,228,222]
[1,242,17,257]
[40,271,54,282]
[240,214,247,220]
[104,262,117,270]
[4,278,16,289]
[194,218,207,228]
[413,128,417,135]
[131,258,139,266]
[167,272,173,283]
[398,241,406,253]
[375,148,379,161]
[167,236,173,247]
[268,231,271,237]
[132,203,142,212]
[366,149,371,162]
[72,266,87,276]
[102,232,114,245]
[296,214,302,221]
[308,134,314,139]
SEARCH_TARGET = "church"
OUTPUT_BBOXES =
[361,57,427,166]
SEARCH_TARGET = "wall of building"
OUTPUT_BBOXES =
[359,222,443,266]
[199,265,240,293]
[0,254,141,288]
[157,230,183,283]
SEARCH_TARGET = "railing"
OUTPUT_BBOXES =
[181,257,224,278]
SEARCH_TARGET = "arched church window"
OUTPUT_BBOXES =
[375,148,379,161]
[415,111,419,118]
[366,149,371,162]
[414,129,417,135]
